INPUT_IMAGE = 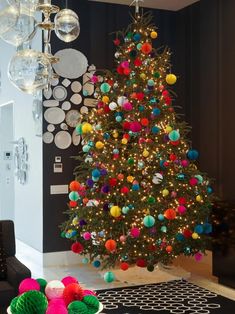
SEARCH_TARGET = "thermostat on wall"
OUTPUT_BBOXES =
[55,156,61,162]
[53,163,63,173]
[4,151,12,160]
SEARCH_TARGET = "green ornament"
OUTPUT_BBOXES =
[143,215,155,228]
[148,196,155,204]
[83,295,100,313]
[104,271,115,283]
[148,79,155,86]
[128,157,134,165]
[100,82,111,93]
[154,72,160,78]
[10,296,19,314]
[36,278,47,293]
[147,265,155,272]
[122,206,130,214]
[127,32,133,39]
[137,43,142,50]
[76,124,83,135]
[195,174,203,184]
[68,301,88,314]
[16,291,48,314]
[169,130,180,141]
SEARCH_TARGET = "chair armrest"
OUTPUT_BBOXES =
[6,256,31,293]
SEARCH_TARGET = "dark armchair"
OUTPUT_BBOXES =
[0,220,31,310]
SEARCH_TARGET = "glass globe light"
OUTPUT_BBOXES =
[54,9,80,43]
[0,0,19,35]
[8,49,52,94]
[0,13,36,46]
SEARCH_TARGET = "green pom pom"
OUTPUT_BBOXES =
[16,291,48,314]
[36,278,47,293]
[68,301,88,314]
[83,295,99,313]
[154,72,160,78]
[10,296,19,314]
[100,83,111,93]
[103,271,115,283]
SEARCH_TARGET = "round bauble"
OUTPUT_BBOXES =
[61,276,78,287]
[45,280,65,300]
[95,141,104,149]
[104,272,115,283]
[130,227,140,238]
[19,278,40,294]
[109,102,117,110]
[141,42,152,54]
[120,262,129,271]
[164,208,176,220]
[100,82,111,93]
[69,191,79,202]
[105,239,117,252]
[187,149,199,160]
[81,122,92,134]
[63,283,84,305]
[110,206,121,218]
[16,290,48,314]
[69,181,80,191]
[150,31,158,39]
[143,215,155,228]
[71,242,84,254]
[166,74,177,85]
[169,130,180,141]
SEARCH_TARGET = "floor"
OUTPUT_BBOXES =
[16,240,235,301]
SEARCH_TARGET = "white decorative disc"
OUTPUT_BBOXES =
[47,124,55,132]
[71,81,82,93]
[62,78,71,87]
[54,131,72,149]
[43,100,59,107]
[44,88,52,99]
[61,101,71,111]
[44,107,65,124]
[70,94,82,105]
[43,132,54,144]
[53,86,67,101]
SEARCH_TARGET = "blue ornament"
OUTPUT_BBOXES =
[195,225,204,234]
[93,260,101,268]
[139,105,145,112]
[187,149,199,160]
[92,169,101,178]
[82,257,89,264]
[158,214,164,221]
[116,116,122,122]
[160,160,166,168]
[148,79,155,87]
[169,130,180,141]
[128,204,134,210]
[207,186,213,194]
[203,223,212,234]
[177,173,185,180]
[103,132,110,140]
[70,230,77,237]
[161,226,167,233]
[152,126,160,134]
[143,215,155,228]
[113,148,119,154]
[184,247,191,255]
[88,141,94,147]
[150,98,157,104]
[176,233,185,241]
[138,161,145,169]
[92,176,99,182]
[137,43,142,50]
[133,33,141,41]
[122,206,129,214]
[99,231,105,237]
[132,184,140,191]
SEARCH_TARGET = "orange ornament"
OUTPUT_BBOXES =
[83,198,89,205]
[69,201,77,207]
[141,42,152,54]
[166,245,173,253]
[105,239,117,252]
[164,208,176,220]
[140,118,149,126]
[69,181,80,191]
[117,173,124,180]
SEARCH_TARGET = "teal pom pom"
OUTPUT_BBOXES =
[104,271,115,283]
[100,83,111,93]
[143,215,155,228]
[169,130,180,141]
[69,191,79,201]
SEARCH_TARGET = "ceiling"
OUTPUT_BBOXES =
[89,0,199,11]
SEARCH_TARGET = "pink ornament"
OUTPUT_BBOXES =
[130,121,142,133]
[121,61,129,68]
[122,102,133,111]
[171,191,177,198]
[83,289,97,296]
[159,85,165,92]
[46,305,68,314]
[195,252,203,262]
[178,205,187,215]
[83,232,91,241]
[189,177,198,186]
[130,227,140,238]
[181,160,189,167]
[19,278,40,294]
[120,235,126,242]
[61,276,78,287]
[90,75,98,83]
[49,299,66,307]
[138,138,145,144]
[97,101,103,109]
[45,280,65,300]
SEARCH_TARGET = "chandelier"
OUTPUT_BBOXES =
[0,0,80,94]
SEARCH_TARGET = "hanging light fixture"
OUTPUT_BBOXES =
[0,0,80,94]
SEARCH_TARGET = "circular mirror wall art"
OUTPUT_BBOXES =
[47,124,55,132]
[65,110,81,127]
[71,81,82,93]
[70,93,82,105]
[54,131,72,149]
[43,132,54,144]
[53,49,88,79]
[53,85,67,101]
[43,100,59,107]
[61,101,71,110]
[44,107,66,124]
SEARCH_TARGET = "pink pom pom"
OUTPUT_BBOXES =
[19,278,40,294]
[46,305,68,314]
[120,235,126,242]
[61,276,78,287]
[49,299,66,307]
[83,289,97,296]
[90,75,98,83]
[171,191,177,198]
[121,61,129,68]
[181,160,189,167]
[45,280,65,300]
[83,232,91,241]
[195,252,203,262]
[178,205,187,215]
[122,102,133,111]
[189,177,198,186]
[130,121,142,132]
[130,227,140,238]
[138,137,145,144]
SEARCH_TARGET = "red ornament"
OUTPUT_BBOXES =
[120,262,129,271]
[183,229,193,238]
[178,197,186,205]
[123,68,131,75]
[165,96,172,105]
[134,58,142,66]
[141,42,152,54]
[113,154,119,160]
[162,90,169,97]
[136,92,145,101]
[163,161,169,167]
[120,186,129,194]
[164,208,176,220]
[63,283,84,306]
[113,38,120,46]
[140,118,149,126]
[117,65,124,75]
[170,140,180,146]
[69,181,80,191]
[103,105,111,113]
[71,242,84,254]
[69,201,77,208]
[123,133,130,140]
[105,239,117,252]
[117,173,124,180]
[136,259,147,268]
[123,121,131,130]
[169,154,177,161]
[148,244,157,252]
[166,245,173,253]
[109,178,118,187]
[108,79,114,86]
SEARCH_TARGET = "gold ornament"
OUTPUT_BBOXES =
[143,149,149,157]
[196,195,202,202]
[192,232,199,240]
[102,95,109,104]
[166,74,177,85]
[162,189,169,197]
[82,122,92,133]
[151,31,158,39]
[110,206,121,218]
[95,141,104,149]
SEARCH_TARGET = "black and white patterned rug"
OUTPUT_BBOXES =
[97,280,235,314]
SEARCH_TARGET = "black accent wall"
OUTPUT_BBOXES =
[43,0,235,253]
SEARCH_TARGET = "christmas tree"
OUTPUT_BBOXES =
[61,12,213,274]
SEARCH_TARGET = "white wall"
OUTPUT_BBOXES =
[0,32,43,252]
